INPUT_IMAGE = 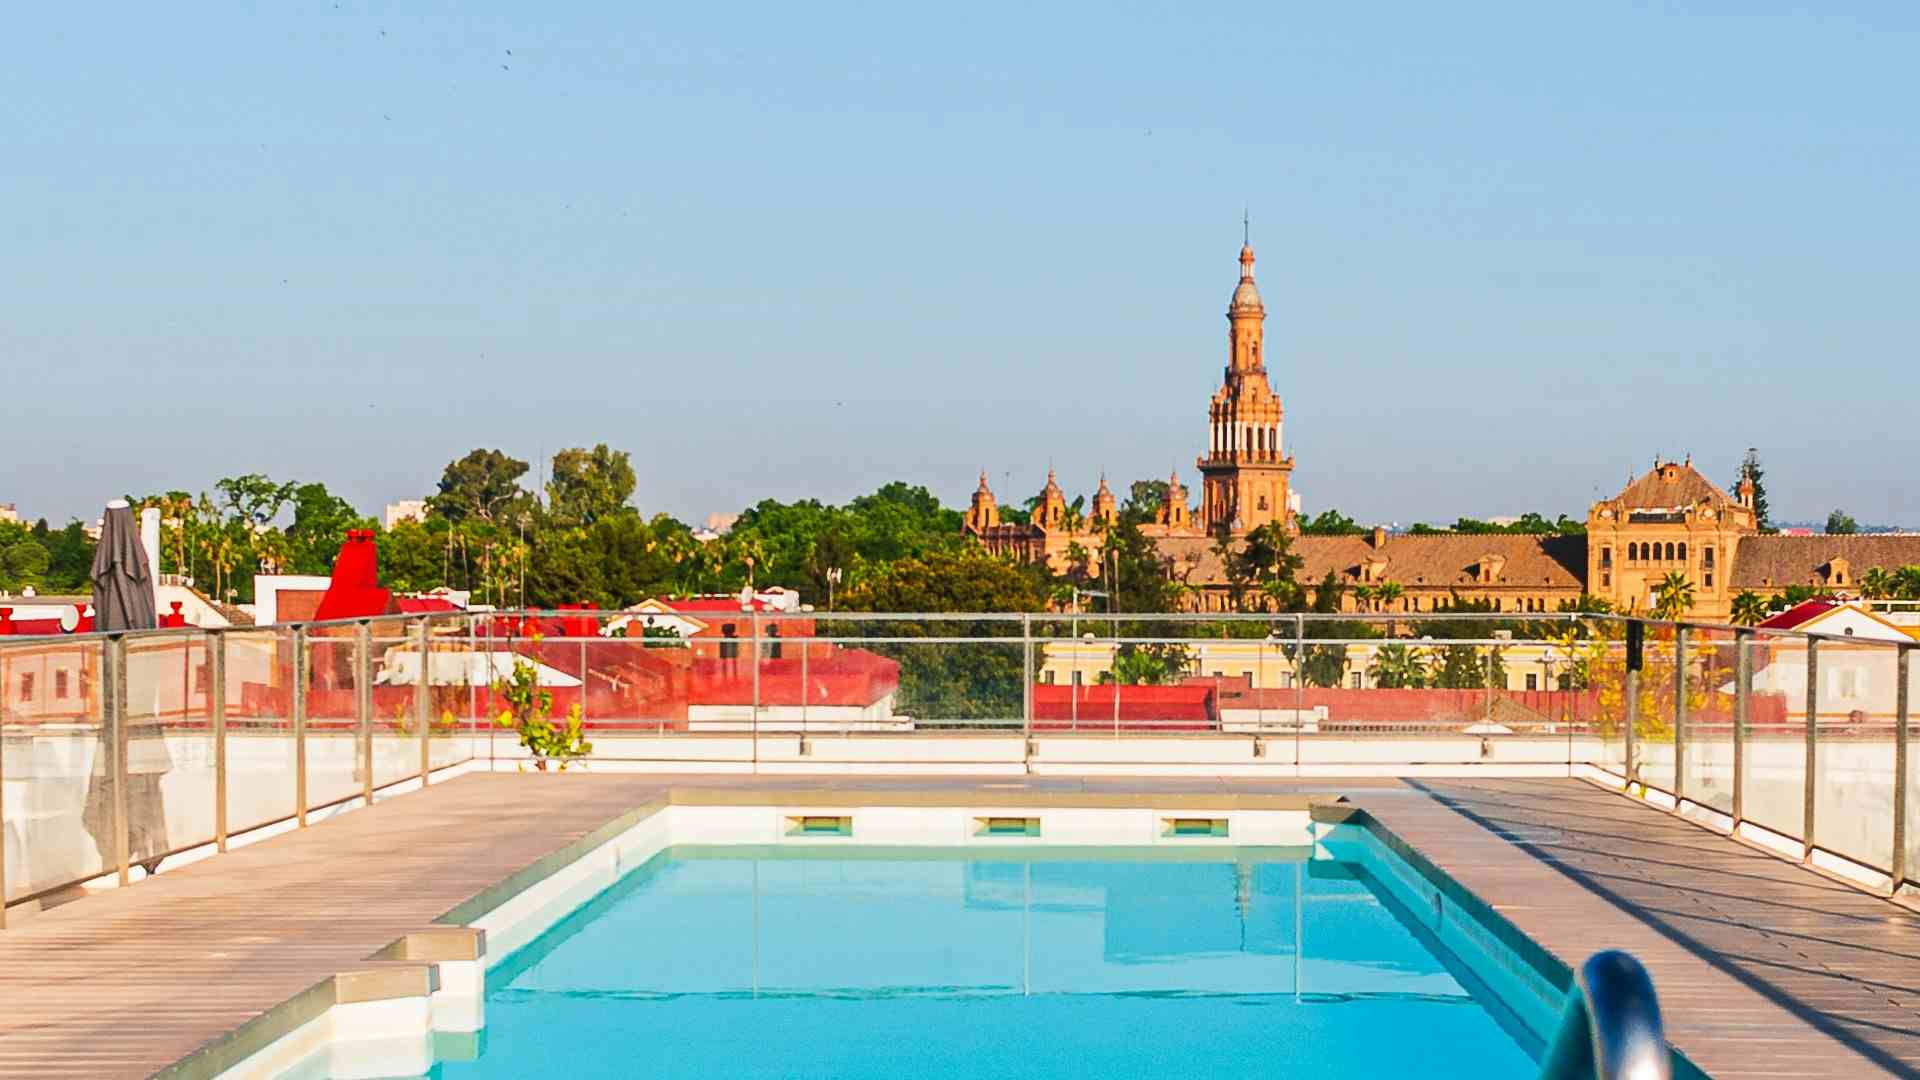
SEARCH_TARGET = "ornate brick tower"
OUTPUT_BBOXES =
[1091,474,1118,527]
[1197,240,1293,535]
[963,470,1000,532]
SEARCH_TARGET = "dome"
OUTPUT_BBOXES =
[1229,243,1263,313]
[1230,279,1264,312]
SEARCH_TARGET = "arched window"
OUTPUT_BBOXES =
[1665,542,1676,561]
[1627,543,1639,562]
[1677,543,1686,562]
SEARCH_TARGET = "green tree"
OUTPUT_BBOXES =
[0,538,51,590]
[428,449,529,524]
[1729,590,1768,626]
[1300,508,1364,536]
[1825,509,1858,535]
[1652,571,1694,620]
[1236,521,1305,611]
[214,474,296,528]
[1734,448,1773,533]
[547,444,637,526]
[1125,479,1170,518]
[841,548,1047,613]
[286,482,372,574]
[1860,567,1893,599]
[1368,643,1429,688]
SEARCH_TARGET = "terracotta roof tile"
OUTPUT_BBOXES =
[1731,535,1920,588]
[1614,461,1736,510]
[1158,533,1586,589]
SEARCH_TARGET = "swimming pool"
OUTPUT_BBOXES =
[354,822,1561,1079]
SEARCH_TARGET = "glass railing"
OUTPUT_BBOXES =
[2,608,1912,916]
[0,613,477,922]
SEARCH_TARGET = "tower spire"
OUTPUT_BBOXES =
[1243,206,1249,247]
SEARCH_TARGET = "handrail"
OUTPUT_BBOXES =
[1538,950,1670,1080]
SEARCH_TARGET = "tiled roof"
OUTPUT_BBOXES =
[1732,535,1920,588]
[1158,533,1586,590]
[1613,461,1737,510]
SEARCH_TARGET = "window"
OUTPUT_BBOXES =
[1665,542,1676,562]
[1628,543,1640,562]
[1602,572,1611,588]
[55,669,70,699]
[1600,546,1612,568]
[1349,672,1363,689]
[19,672,34,702]
[1040,670,1054,684]
[1279,673,1294,688]
[1526,673,1538,691]
[1704,573,1713,588]
[1677,542,1686,561]
[1071,671,1083,686]
[1703,547,1715,569]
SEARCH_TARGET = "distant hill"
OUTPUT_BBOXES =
[1776,520,1915,535]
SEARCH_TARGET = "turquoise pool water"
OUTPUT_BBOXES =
[411,829,1549,1078]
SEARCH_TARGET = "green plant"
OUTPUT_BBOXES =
[493,652,592,771]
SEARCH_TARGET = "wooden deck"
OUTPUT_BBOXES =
[1366,779,1920,1079]
[0,772,1914,1078]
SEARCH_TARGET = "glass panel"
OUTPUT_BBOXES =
[1586,621,1628,779]
[302,630,361,813]
[1743,631,1805,842]
[1,637,108,899]
[1681,627,1736,815]
[123,635,216,869]
[580,629,685,742]
[370,616,423,790]
[829,617,1019,736]
[1633,625,1680,796]
[224,628,297,834]
[1905,646,1917,886]
[1813,639,1899,872]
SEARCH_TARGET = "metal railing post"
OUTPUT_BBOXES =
[292,625,308,827]
[1624,636,1640,791]
[1022,614,1033,767]
[1673,626,1688,805]
[1892,642,1910,890]
[1803,637,1819,860]
[578,637,589,735]
[1293,614,1305,770]
[211,630,228,852]
[800,633,809,733]
[0,652,8,926]
[107,635,130,884]
[356,621,373,807]
[416,616,431,785]
[1732,629,1751,829]
[750,608,760,771]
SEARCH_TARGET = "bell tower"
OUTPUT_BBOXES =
[1197,236,1293,535]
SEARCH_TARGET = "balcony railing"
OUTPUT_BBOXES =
[0,609,1911,924]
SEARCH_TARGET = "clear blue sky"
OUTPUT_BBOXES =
[6,3,1916,528]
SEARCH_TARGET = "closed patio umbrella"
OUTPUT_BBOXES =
[90,501,156,632]
[82,501,171,874]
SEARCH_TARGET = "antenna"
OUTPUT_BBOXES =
[1242,207,1249,246]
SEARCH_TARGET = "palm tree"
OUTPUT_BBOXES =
[1729,590,1768,626]
[1374,580,1404,611]
[1352,584,1375,613]
[1652,571,1694,621]
[1368,643,1428,688]
[1860,566,1893,600]
[1891,564,1920,601]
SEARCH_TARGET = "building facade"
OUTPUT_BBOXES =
[962,240,1920,620]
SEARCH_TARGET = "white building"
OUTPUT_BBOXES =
[384,500,428,530]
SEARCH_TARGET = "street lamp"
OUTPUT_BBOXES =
[825,567,842,612]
